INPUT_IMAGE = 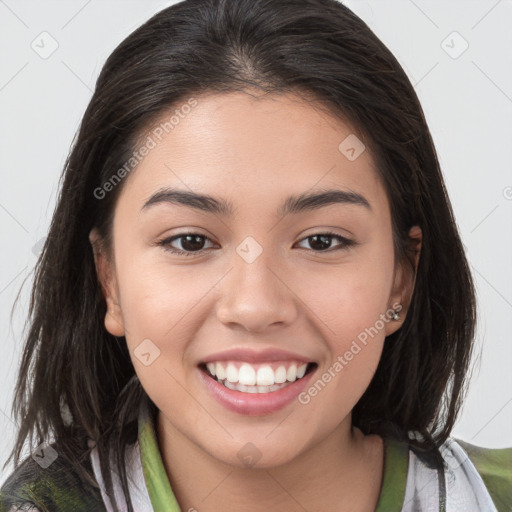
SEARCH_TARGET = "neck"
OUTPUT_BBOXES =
[156,412,384,512]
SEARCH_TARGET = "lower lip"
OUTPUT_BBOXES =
[198,365,316,416]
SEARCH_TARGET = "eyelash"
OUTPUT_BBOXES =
[155,231,357,257]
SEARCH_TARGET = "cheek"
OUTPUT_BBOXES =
[295,260,393,427]
[300,253,395,344]
[113,259,204,413]
[115,231,213,328]
[113,255,202,364]
[295,241,395,410]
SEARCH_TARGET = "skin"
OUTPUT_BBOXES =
[90,90,422,511]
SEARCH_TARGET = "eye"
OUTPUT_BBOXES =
[156,233,215,257]
[294,231,356,252]
[156,231,356,257]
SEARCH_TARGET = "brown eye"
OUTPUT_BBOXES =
[295,232,355,252]
[157,231,356,257]
[157,233,214,256]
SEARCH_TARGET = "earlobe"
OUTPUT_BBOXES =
[89,228,126,337]
[104,298,126,337]
[384,265,406,336]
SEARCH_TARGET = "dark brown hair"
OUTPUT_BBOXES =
[2,0,476,510]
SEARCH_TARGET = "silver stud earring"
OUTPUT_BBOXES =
[391,309,401,321]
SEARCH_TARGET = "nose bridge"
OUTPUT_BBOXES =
[237,236,278,287]
[215,235,297,330]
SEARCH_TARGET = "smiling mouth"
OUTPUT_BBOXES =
[199,361,318,394]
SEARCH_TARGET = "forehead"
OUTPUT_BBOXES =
[118,90,388,217]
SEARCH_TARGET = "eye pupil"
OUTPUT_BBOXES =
[181,234,205,251]
[309,234,332,251]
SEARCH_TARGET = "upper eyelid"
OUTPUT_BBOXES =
[159,231,350,241]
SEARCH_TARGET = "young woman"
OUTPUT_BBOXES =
[1,0,510,511]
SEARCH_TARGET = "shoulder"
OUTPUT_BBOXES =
[452,437,512,512]
[392,434,511,511]
[0,442,106,512]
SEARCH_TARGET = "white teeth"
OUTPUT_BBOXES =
[226,363,238,383]
[286,365,297,382]
[256,366,275,386]
[204,361,313,389]
[296,363,307,379]
[274,366,287,384]
[239,364,256,386]
[215,362,226,380]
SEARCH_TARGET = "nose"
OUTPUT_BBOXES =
[215,243,299,333]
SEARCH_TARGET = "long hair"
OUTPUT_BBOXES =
[2,0,476,510]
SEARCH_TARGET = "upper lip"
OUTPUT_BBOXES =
[200,347,314,365]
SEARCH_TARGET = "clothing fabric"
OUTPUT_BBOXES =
[1,393,511,511]
[90,394,512,511]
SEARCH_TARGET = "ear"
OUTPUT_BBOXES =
[385,225,422,336]
[89,228,125,337]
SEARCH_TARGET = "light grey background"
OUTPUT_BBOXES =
[1,0,511,485]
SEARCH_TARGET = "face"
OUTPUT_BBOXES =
[90,90,420,469]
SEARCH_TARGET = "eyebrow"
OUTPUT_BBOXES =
[141,187,372,217]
